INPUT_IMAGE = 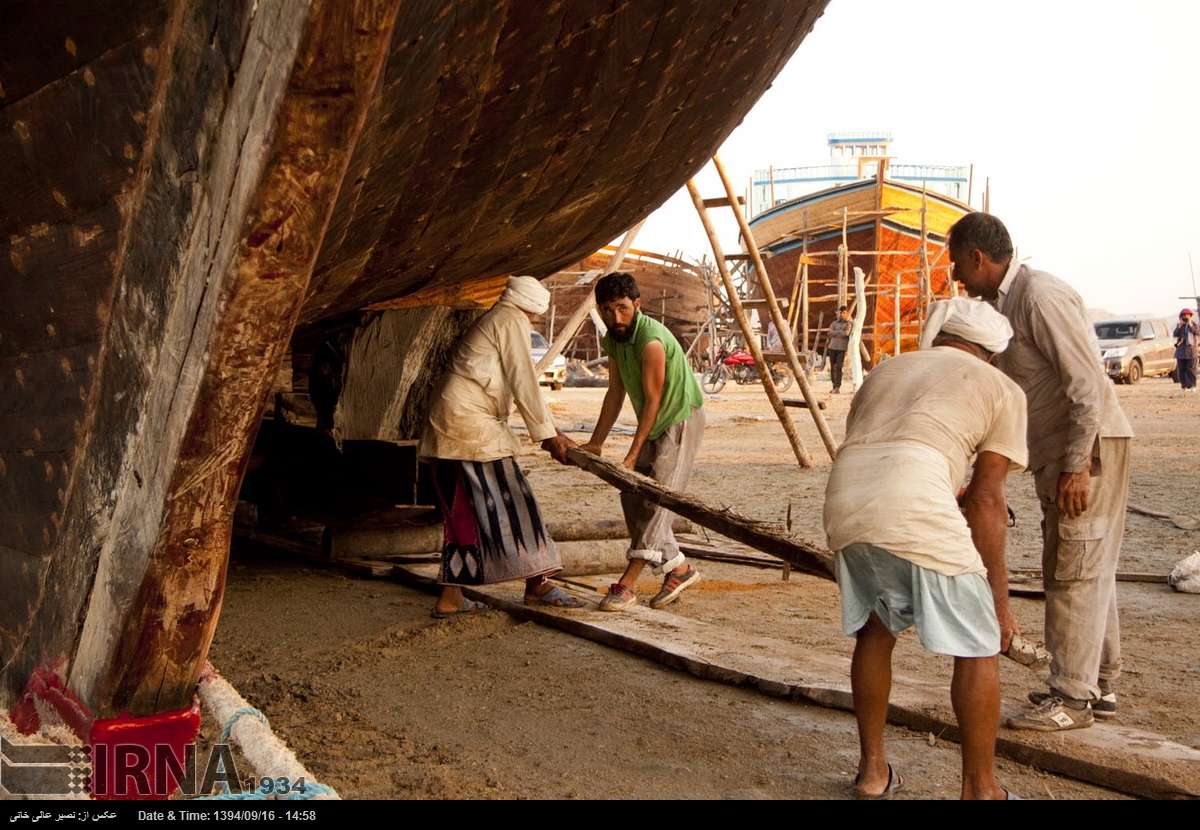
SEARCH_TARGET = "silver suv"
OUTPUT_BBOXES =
[1093,316,1175,384]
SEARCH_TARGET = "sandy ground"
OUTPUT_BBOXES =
[206,374,1200,800]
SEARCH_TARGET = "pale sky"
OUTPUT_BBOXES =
[632,0,1200,318]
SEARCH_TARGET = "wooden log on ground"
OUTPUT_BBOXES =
[1010,568,1170,586]
[548,517,690,542]
[782,397,827,410]
[324,517,689,560]
[566,447,834,580]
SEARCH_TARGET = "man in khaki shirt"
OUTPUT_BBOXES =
[949,213,1132,732]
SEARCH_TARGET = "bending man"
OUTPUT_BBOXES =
[824,297,1027,799]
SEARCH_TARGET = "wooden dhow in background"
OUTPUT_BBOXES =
[746,176,972,362]
[535,247,713,364]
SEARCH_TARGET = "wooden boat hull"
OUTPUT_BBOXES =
[0,0,829,723]
[747,177,972,361]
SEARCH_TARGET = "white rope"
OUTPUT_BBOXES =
[197,662,338,800]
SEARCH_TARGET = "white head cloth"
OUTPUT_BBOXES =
[500,275,551,314]
[920,296,1013,354]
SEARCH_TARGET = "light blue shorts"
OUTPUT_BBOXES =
[836,543,1000,658]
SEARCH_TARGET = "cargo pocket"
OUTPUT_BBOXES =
[1054,515,1107,581]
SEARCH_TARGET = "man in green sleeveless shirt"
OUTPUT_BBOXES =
[580,273,706,611]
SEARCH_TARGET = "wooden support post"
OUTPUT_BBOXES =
[711,155,838,462]
[848,267,867,390]
[567,448,834,580]
[685,179,813,467]
[810,311,825,379]
[535,220,644,374]
[918,187,931,344]
[893,263,901,357]
[798,217,810,354]
[838,208,849,308]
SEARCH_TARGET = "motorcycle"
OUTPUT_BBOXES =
[701,347,792,394]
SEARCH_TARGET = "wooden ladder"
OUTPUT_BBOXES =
[686,155,838,466]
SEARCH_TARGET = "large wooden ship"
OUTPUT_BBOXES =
[0,0,830,753]
[745,134,973,362]
[536,247,712,363]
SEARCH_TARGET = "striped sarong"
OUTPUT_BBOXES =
[431,457,562,586]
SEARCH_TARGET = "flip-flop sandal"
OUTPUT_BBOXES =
[853,764,904,799]
[431,599,490,619]
[524,585,586,609]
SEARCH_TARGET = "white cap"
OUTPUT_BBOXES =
[920,296,1013,354]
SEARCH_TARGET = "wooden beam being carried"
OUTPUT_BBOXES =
[567,448,834,580]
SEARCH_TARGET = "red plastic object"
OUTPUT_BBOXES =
[88,700,201,800]
[10,663,93,740]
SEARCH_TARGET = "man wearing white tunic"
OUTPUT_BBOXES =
[824,298,1027,799]
[419,276,584,617]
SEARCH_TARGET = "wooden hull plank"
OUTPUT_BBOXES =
[0,33,158,238]
[72,0,407,716]
[299,1,830,323]
[0,0,166,105]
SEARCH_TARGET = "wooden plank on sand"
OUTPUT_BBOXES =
[391,564,1200,800]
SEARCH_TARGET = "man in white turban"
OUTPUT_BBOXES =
[823,295,1028,799]
[419,276,585,616]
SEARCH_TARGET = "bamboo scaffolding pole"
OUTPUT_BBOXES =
[918,187,931,344]
[685,178,813,467]
[893,265,902,356]
[535,220,643,374]
[567,448,834,579]
[787,256,804,344]
[838,208,849,308]
[711,155,838,461]
[797,211,810,352]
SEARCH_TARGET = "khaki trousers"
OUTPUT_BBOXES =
[1033,437,1129,702]
[623,408,705,575]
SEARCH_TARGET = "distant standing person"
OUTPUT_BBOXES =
[826,306,852,394]
[580,272,706,611]
[766,320,782,349]
[1173,308,1199,392]
[949,212,1133,732]
[418,276,586,617]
